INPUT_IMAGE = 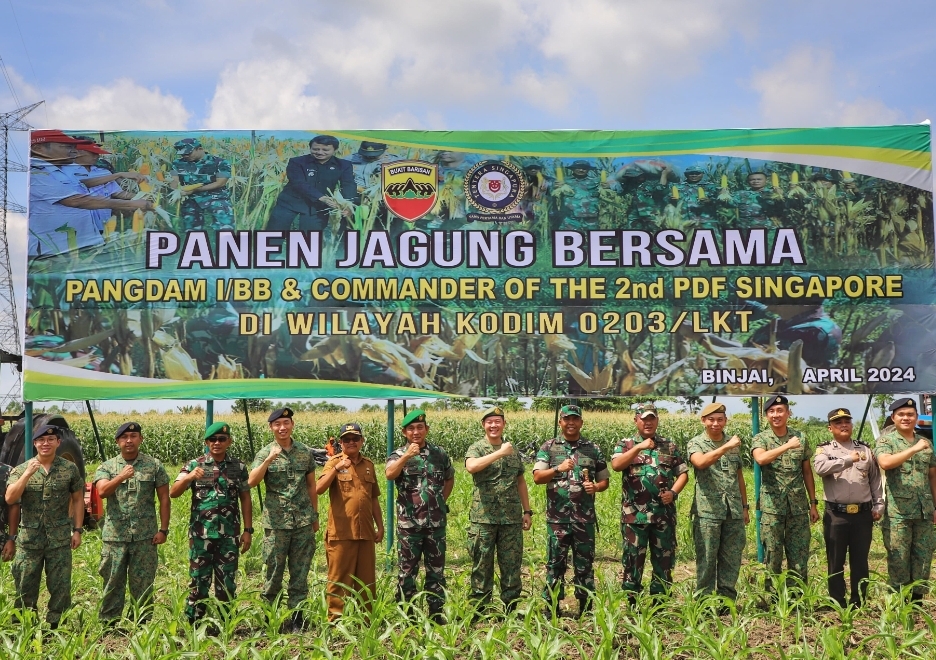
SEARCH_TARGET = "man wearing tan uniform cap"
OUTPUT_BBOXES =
[316,422,384,621]
[813,408,883,607]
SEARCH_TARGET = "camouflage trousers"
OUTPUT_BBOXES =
[693,516,746,601]
[397,525,447,612]
[261,524,316,609]
[186,536,239,622]
[99,539,158,622]
[542,521,595,602]
[760,512,810,586]
[621,518,677,595]
[181,195,233,230]
[882,518,936,596]
[468,522,523,607]
[12,543,71,625]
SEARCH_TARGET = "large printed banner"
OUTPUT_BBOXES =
[24,127,936,400]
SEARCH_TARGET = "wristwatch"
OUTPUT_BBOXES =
[243,527,254,534]
[73,527,84,534]
[158,529,169,535]
[742,504,750,509]
[523,510,533,516]
[811,499,819,505]
[7,535,15,542]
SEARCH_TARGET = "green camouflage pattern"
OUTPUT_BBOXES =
[94,454,170,542]
[534,437,609,524]
[12,545,72,625]
[387,443,454,529]
[612,435,688,525]
[875,431,936,520]
[180,195,234,230]
[465,439,524,524]
[261,523,316,609]
[178,454,250,539]
[621,519,676,595]
[687,433,744,520]
[467,522,523,607]
[251,441,318,529]
[882,519,935,596]
[0,462,11,546]
[670,181,722,225]
[692,517,746,600]
[171,153,233,230]
[99,538,158,622]
[752,429,812,515]
[625,181,669,229]
[731,188,784,226]
[396,525,447,612]
[554,173,600,229]
[9,456,83,549]
[542,521,595,602]
[760,512,810,583]
[185,535,239,621]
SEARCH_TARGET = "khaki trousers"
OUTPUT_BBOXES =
[325,536,376,620]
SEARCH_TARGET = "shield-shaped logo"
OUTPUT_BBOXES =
[381,160,438,222]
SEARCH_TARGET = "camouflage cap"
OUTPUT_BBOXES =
[174,138,202,154]
[204,421,231,440]
[888,397,916,412]
[481,406,505,422]
[684,165,704,175]
[763,394,788,411]
[358,141,387,155]
[560,404,582,418]
[115,421,142,439]
[32,424,61,441]
[827,408,852,422]
[268,407,294,423]
[401,409,427,428]
[569,159,593,170]
[700,402,727,418]
[339,422,364,438]
[634,403,657,419]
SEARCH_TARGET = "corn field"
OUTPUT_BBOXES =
[0,412,931,658]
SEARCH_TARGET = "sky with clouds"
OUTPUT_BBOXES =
[1,0,934,415]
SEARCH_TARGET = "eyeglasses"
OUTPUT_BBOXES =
[207,437,229,444]
[35,438,58,445]
[341,437,363,443]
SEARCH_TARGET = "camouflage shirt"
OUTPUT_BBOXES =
[612,435,688,525]
[387,443,454,529]
[0,462,10,545]
[687,433,744,520]
[465,439,525,525]
[171,154,231,199]
[671,182,721,223]
[732,189,784,225]
[534,436,610,524]
[177,454,250,539]
[876,430,936,521]
[94,454,170,543]
[625,181,670,227]
[752,428,812,515]
[10,457,83,549]
[251,441,318,530]
[556,174,600,227]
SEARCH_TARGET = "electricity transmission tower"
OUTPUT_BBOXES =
[0,102,42,413]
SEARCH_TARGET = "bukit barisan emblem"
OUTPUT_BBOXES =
[381,160,438,223]
[464,159,527,222]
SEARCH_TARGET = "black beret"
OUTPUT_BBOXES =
[763,395,788,411]
[268,407,294,422]
[32,424,61,441]
[115,421,141,439]
[888,397,916,413]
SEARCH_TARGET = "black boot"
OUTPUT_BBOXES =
[429,607,447,625]
[577,596,592,619]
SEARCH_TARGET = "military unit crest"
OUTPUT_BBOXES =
[381,161,438,222]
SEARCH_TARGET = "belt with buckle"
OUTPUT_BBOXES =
[826,501,872,514]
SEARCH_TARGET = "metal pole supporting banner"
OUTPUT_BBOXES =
[243,402,262,510]
[386,400,395,564]
[24,401,32,460]
[206,400,214,428]
[857,394,874,443]
[86,400,106,461]
[752,397,764,563]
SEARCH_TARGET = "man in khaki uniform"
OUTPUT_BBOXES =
[5,425,84,627]
[813,408,883,607]
[94,421,171,625]
[248,407,319,632]
[688,402,750,610]
[316,422,383,621]
[875,397,936,603]
[464,407,533,619]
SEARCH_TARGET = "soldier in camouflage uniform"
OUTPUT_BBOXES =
[248,407,319,632]
[464,407,533,619]
[669,165,723,229]
[348,142,402,192]
[730,171,784,228]
[533,405,610,618]
[170,422,253,624]
[611,404,689,600]
[688,403,750,609]
[94,421,171,625]
[6,425,84,627]
[875,398,936,603]
[0,460,14,562]
[624,170,672,230]
[170,138,234,230]
[385,409,455,623]
[552,160,600,230]
[751,395,819,595]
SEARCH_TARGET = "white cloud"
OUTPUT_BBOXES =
[751,48,902,127]
[43,79,191,130]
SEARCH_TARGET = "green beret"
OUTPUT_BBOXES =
[204,421,231,440]
[401,408,427,428]
[481,406,505,422]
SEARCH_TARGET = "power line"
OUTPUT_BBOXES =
[5,0,48,125]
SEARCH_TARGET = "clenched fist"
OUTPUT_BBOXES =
[187,467,205,481]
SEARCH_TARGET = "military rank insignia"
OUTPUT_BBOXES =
[382,160,438,222]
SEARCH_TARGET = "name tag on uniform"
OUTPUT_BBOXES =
[720,457,729,471]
